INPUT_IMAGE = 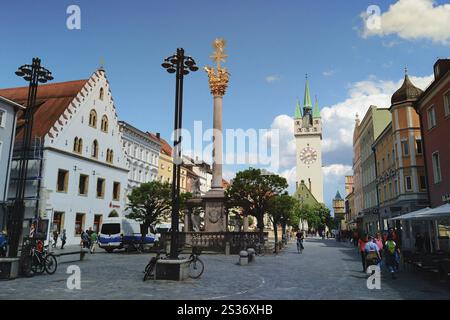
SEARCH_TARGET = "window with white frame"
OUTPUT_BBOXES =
[427,106,437,129]
[432,152,442,184]
[416,139,423,155]
[0,109,5,128]
[401,140,409,156]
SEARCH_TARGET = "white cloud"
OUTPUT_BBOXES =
[361,0,450,44]
[265,75,281,83]
[323,69,337,77]
[323,164,352,181]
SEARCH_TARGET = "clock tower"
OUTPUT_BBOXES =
[294,75,324,203]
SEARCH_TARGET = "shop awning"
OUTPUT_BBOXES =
[390,204,450,221]
[389,207,431,221]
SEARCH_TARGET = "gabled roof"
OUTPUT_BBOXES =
[0,79,88,139]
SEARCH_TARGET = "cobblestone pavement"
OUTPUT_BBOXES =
[1,238,449,300]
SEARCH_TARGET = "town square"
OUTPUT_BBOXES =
[0,0,450,306]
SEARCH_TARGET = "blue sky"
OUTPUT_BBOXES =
[1,0,449,211]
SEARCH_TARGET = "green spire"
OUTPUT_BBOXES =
[303,74,312,109]
[295,99,302,119]
[313,96,321,118]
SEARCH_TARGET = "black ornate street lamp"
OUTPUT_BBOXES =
[162,48,198,259]
[8,58,53,258]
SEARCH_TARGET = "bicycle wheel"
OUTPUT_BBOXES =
[143,262,155,281]
[188,257,204,279]
[44,254,58,275]
[21,256,35,278]
[31,258,45,275]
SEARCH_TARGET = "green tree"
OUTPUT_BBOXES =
[267,193,296,253]
[225,168,288,243]
[126,181,172,237]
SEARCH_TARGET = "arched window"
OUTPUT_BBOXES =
[89,109,97,128]
[92,140,99,158]
[106,149,114,164]
[99,88,105,101]
[73,137,79,153]
[101,115,108,132]
[77,138,83,154]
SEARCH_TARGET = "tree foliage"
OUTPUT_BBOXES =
[225,168,288,241]
[126,181,172,229]
[293,202,333,231]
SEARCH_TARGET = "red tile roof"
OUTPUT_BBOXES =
[148,133,172,156]
[0,79,88,139]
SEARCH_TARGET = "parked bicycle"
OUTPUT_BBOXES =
[188,247,204,279]
[143,250,166,281]
[22,239,58,277]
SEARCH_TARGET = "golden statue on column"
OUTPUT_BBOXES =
[203,38,230,232]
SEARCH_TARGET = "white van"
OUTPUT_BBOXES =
[98,217,157,253]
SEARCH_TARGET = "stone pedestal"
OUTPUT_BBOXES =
[155,258,190,281]
[203,188,226,232]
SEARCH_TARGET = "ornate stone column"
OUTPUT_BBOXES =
[203,38,230,232]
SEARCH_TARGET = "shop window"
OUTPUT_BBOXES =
[75,213,85,236]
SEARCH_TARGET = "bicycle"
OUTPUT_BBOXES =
[188,247,204,279]
[143,250,166,281]
[254,242,266,256]
[22,240,58,277]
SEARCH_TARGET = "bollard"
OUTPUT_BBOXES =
[239,250,249,265]
[225,242,230,256]
[247,248,256,263]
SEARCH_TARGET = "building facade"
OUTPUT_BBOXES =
[415,59,450,208]
[294,77,324,203]
[0,96,24,231]
[388,73,428,218]
[354,105,391,234]
[119,121,161,192]
[0,69,129,245]
[155,135,173,185]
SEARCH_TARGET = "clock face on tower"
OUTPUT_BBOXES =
[300,147,318,165]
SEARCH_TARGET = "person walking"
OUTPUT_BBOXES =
[364,235,381,271]
[296,230,305,253]
[385,235,400,279]
[52,230,59,248]
[81,230,90,249]
[60,229,67,249]
[358,234,368,272]
[90,230,98,254]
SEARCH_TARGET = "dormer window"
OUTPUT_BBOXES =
[89,109,97,128]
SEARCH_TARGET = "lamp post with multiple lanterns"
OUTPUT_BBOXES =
[161,48,198,259]
[8,58,53,258]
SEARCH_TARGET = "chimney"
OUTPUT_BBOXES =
[156,132,160,140]
[308,178,312,191]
